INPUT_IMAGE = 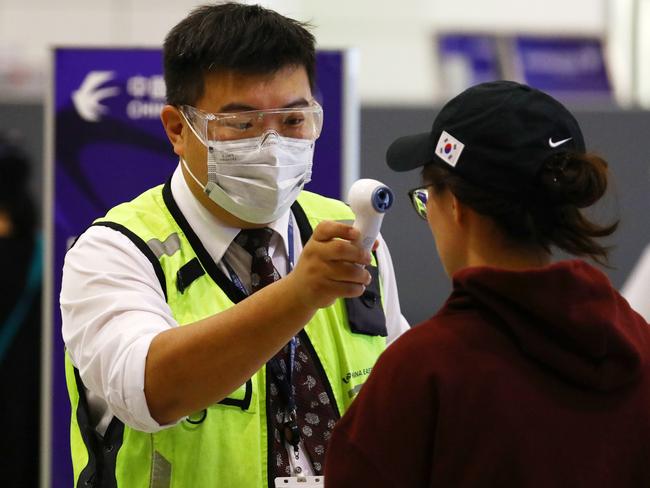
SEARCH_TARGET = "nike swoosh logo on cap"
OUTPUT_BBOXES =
[549,137,572,148]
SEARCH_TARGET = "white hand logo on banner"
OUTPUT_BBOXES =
[72,71,120,122]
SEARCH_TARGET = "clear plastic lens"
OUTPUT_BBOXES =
[181,102,323,144]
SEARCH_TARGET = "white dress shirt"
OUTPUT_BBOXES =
[61,165,410,474]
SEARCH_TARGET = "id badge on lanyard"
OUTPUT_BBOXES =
[274,476,324,487]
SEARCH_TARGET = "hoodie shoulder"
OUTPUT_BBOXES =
[450,260,650,392]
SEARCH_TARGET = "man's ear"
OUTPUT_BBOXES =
[160,105,185,157]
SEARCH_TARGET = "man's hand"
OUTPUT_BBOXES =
[145,221,373,424]
[285,221,372,309]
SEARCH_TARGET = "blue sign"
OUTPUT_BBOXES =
[512,36,612,99]
[47,47,355,487]
[437,33,502,92]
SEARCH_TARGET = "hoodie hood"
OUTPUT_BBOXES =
[451,260,649,392]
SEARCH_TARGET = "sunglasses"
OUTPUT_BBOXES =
[407,185,433,220]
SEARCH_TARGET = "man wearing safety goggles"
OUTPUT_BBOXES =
[61,3,409,488]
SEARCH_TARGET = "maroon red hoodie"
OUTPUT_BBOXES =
[325,260,650,487]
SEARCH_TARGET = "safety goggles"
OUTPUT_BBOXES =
[180,100,324,145]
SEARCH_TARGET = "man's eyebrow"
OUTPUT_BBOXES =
[217,98,311,113]
[282,98,310,109]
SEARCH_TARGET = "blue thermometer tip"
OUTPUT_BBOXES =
[371,186,394,213]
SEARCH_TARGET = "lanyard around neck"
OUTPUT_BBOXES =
[223,216,299,416]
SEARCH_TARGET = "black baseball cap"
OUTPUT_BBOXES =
[386,80,586,195]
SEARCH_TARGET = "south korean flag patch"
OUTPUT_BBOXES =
[435,130,465,167]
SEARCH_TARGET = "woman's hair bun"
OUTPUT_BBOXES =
[537,152,609,208]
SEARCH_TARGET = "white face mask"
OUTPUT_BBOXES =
[182,131,314,224]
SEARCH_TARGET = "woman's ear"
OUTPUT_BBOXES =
[160,105,185,157]
[450,193,465,225]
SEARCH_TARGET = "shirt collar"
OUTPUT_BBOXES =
[170,164,294,263]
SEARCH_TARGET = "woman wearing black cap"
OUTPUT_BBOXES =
[324,81,650,487]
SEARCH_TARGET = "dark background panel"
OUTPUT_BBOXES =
[0,103,44,212]
[358,107,446,324]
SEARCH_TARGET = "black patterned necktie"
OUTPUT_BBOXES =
[234,228,280,292]
[235,228,338,477]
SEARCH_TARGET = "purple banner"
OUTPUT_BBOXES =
[512,36,612,98]
[437,33,501,93]
[49,47,351,487]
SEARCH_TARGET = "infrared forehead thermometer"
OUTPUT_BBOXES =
[347,179,394,251]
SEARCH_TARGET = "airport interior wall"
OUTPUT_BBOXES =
[1,103,649,325]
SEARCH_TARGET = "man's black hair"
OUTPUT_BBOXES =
[163,2,316,106]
